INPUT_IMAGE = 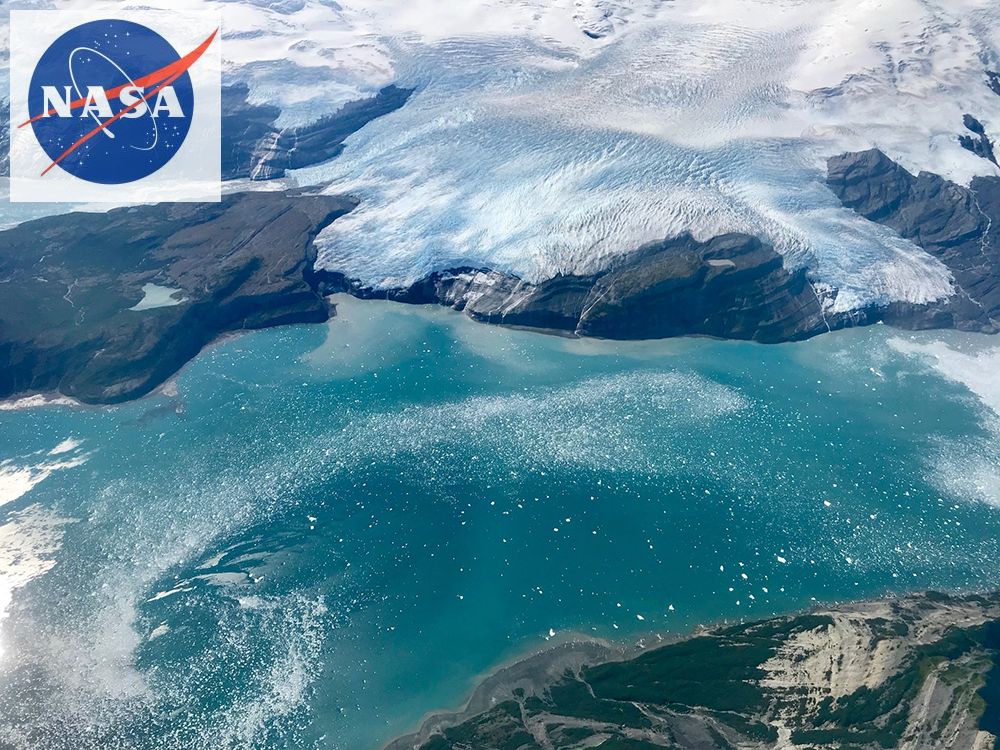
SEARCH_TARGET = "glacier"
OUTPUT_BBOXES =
[5,0,1000,312]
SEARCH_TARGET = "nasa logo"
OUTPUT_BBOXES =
[25,20,214,184]
[9,10,221,203]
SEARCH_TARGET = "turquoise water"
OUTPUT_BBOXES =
[1,297,1000,749]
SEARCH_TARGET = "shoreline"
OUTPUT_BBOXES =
[3,280,998,409]
[0,328,252,411]
[383,588,1000,750]
[383,637,627,750]
[381,584,990,750]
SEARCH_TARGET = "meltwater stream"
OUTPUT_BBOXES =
[1,297,1000,749]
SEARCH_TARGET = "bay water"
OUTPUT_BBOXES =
[1,296,999,749]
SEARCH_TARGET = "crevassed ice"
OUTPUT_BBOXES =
[5,0,1000,311]
[297,0,997,309]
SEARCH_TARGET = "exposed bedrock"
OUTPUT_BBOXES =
[827,148,1000,333]
[317,233,833,343]
[320,150,1000,342]
[959,114,997,165]
[5,147,1000,405]
[0,192,355,404]
[0,85,410,182]
[221,83,413,180]
[988,71,1000,98]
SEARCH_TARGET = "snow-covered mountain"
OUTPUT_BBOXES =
[4,0,1000,313]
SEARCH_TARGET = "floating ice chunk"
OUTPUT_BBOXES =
[49,438,82,455]
[148,624,170,641]
[0,453,89,507]
[146,584,196,603]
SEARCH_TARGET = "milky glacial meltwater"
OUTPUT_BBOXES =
[1,298,1000,749]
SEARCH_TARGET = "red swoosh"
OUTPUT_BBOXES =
[19,28,217,128]
[40,69,184,176]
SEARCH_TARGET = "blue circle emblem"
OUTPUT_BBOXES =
[28,19,194,184]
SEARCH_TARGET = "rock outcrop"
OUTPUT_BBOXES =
[959,114,998,165]
[0,199,840,406]
[988,71,1000,98]
[6,147,1000,406]
[0,85,410,183]
[0,192,355,404]
[827,148,1000,333]
[221,84,413,180]
[319,233,832,343]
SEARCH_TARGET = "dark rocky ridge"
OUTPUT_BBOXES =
[827,148,1000,333]
[221,83,413,180]
[988,71,1000,98]
[959,114,997,165]
[317,233,833,343]
[0,201,875,405]
[0,192,354,404]
[3,147,1000,405]
[387,593,1000,750]
[0,79,414,406]
[0,213,840,406]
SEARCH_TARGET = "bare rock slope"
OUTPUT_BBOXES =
[0,192,354,404]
